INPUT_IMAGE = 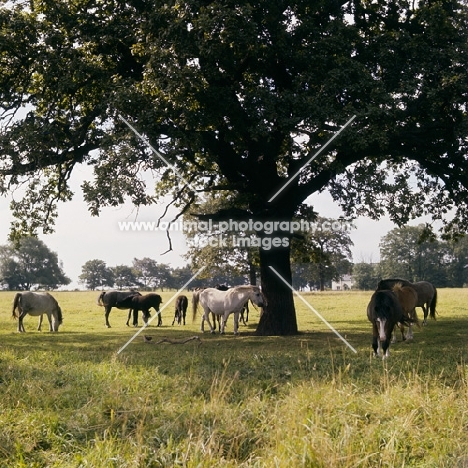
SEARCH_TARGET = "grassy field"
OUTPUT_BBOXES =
[0,289,467,467]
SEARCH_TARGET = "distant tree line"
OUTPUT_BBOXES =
[78,257,248,291]
[352,225,468,289]
[2,224,467,291]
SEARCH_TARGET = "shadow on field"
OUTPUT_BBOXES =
[2,312,467,371]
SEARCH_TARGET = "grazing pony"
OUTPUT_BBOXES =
[392,282,420,341]
[377,278,437,325]
[97,290,142,328]
[12,292,63,332]
[192,285,265,335]
[212,284,250,330]
[116,293,163,327]
[367,290,414,358]
[172,295,188,325]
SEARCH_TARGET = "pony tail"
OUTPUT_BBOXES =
[192,290,200,322]
[11,293,21,319]
[97,291,106,306]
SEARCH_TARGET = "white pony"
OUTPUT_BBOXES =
[192,286,265,335]
[12,291,63,332]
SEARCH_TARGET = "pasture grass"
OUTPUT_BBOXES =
[0,289,467,467]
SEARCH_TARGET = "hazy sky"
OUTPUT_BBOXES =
[0,164,400,289]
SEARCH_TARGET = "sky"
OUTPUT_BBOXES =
[0,162,400,289]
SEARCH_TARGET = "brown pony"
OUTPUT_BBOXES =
[116,293,163,327]
[377,278,437,325]
[367,290,414,359]
[392,282,420,341]
[172,295,188,325]
[97,290,142,328]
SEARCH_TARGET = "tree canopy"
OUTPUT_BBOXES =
[1,0,467,334]
[79,259,114,291]
[291,216,354,291]
[0,237,70,290]
[379,224,468,286]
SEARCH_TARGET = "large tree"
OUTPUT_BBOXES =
[1,0,467,334]
[0,237,70,290]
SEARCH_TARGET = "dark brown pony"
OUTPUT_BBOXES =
[377,278,437,325]
[172,295,188,325]
[367,290,414,358]
[97,290,142,328]
[116,293,163,327]
[392,282,420,340]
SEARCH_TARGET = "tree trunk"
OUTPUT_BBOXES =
[255,241,298,336]
[248,257,257,286]
[319,262,325,291]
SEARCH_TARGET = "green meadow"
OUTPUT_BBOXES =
[0,289,467,467]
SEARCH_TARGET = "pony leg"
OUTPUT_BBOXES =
[157,310,162,327]
[233,311,240,335]
[379,340,390,359]
[422,305,428,325]
[133,309,139,327]
[371,325,379,357]
[203,309,215,333]
[37,314,43,331]
[220,313,227,334]
[397,322,406,341]
[376,338,382,357]
[47,312,54,332]
[126,309,132,327]
[105,306,112,328]
[241,303,249,324]
[18,311,27,333]
[240,308,246,325]
[407,323,414,339]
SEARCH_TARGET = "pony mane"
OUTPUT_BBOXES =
[231,285,260,292]
[372,290,399,320]
[392,282,403,292]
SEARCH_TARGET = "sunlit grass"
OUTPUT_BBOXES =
[0,289,467,466]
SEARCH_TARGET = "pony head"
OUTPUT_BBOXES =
[248,286,266,308]
[375,317,388,342]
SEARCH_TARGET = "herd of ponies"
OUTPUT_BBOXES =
[9,279,437,358]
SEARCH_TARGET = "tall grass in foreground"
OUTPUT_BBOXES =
[0,289,467,467]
